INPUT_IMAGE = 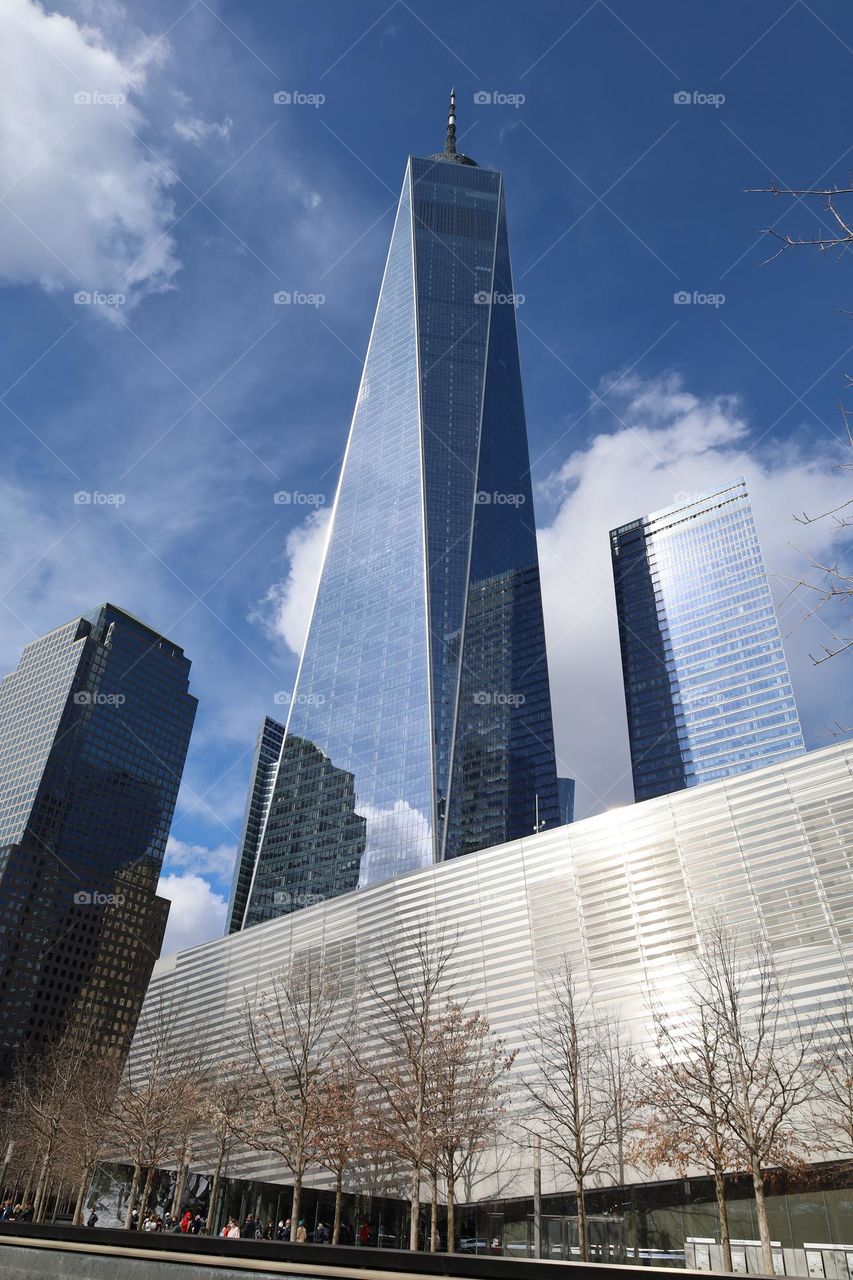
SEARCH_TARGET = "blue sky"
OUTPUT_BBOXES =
[1,0,851,952]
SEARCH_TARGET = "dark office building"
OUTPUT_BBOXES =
[241,93,560,927]
[0,604,196,1076]
[557,777,575,826]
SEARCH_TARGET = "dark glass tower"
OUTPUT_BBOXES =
[610,477,805,803]
[243,94,560,926]
[225,715,284,933]
[0,604,196,1076]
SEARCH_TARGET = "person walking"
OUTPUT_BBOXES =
[295,1219,307,1244]
[224,1218,240,1239]
[86,1209,98,1228]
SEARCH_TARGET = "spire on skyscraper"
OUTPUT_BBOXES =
[445,87,457,157]
[430,86,477,166]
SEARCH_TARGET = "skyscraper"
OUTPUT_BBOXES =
[0,604,196,1076]
[610,477,805,802]
[243,94,560,927]
[225,715,284,933]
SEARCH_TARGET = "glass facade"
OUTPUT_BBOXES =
[225,716,284,933]
[243,129,559,927]
[610,477,805,802]
[0,603,196,1075]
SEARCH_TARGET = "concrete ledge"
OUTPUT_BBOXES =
[0,1224,721,1278]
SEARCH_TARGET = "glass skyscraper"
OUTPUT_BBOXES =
[0,604,196,1076]
[610,477,805,802]
[243,94,560,926]
[225,715,284,933]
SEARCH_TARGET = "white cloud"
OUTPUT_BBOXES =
[0,0,178,295]
[538,373,851,820]
[158,871,227,956]
[255,508,332,656]
[164,834,236,882]
[173,114,233,145]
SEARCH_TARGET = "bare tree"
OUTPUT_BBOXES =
[429,1001,516,1252]
[198,1059,253,1234]
[57,1042,123,1224]
[693,922,820,1275]
[357,923,456,1251]
[241,957,341,1241]
[312,1049,365,1245]
[520,958,615,1262]
[11,1021,102,1221]
[634,1001,739,1272]
[111,996,200,1228]
[814,991,853,1161]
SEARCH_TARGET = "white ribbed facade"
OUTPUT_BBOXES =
[133,741,853,1195]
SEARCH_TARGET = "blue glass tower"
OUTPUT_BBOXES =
[243,94,560,926]
[610,477,805,803]
[225,715,284,933]
[0,604,196,1075]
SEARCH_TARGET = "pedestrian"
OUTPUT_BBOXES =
[17,1202,34,1222]
[315,1222,329,1244]
[129,1208,139,1230]
[225,1218,240,1239]
[86,1209,98,1229]
[358,1220,372,1247]
[181,1209,193,1233]
[192,1213,206,1235]
[296,1219,307,1244]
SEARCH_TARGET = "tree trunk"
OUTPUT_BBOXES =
[73,1165,92,1225]
[138,1166,156,1221]
[429,1166,438,1252]
[446,1172,455,1254]
[206,1147,225,1234]
[408,1162,420,1251]
[291,1171,302,1243]
[125,1163,142,1229]
[170,1149,187,1218]
[713,1166,732,1273]
[332,1171,343,1246]
[751,1164,773,1275]
[576,1176,588,1263]
[33,1150,51,1222]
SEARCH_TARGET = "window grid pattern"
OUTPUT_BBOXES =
[611,478,805,802]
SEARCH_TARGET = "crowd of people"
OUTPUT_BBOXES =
[119,1206,347,1243]
[123,1207,207,1233]
[0,1199,34,1221]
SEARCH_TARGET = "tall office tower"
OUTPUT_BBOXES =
[225,715,284,933]
[244,94,560,926]
[610,477,805,803]
[557,777,575,826]
[0,604,196,1077]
